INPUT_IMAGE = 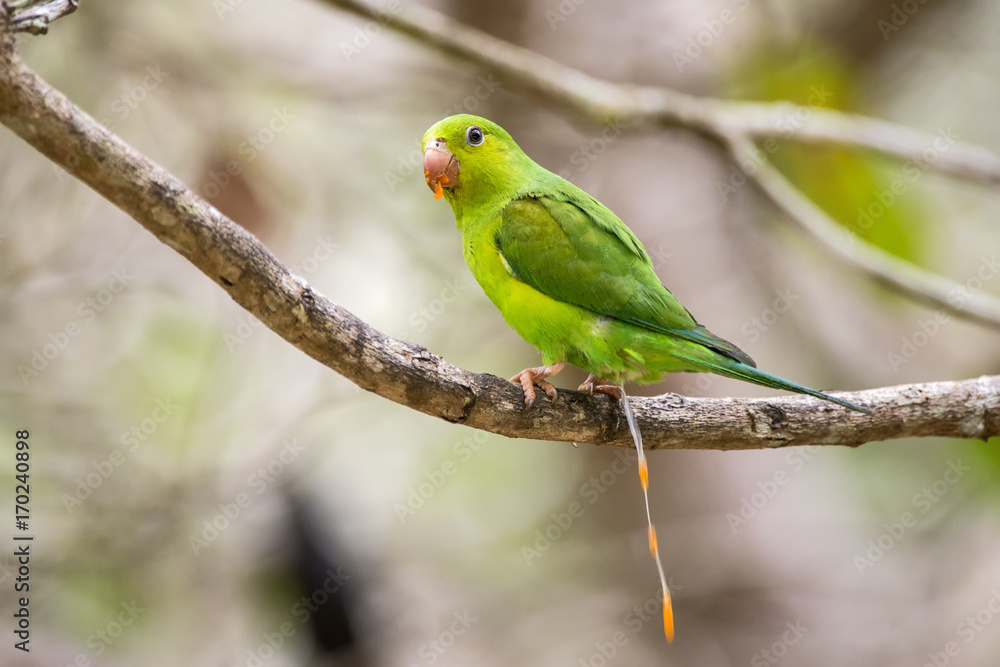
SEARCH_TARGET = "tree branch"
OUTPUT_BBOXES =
[326,0,1000,183]
[1,10,997,450]
[726,135,1000,326]
[322,0,1000,330]
[3,0,77,35]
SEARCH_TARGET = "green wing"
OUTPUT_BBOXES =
[496,189,756,367]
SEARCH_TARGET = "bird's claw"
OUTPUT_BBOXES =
[578,374,623,401]
[594,384,623,401]
[510,362,565,408]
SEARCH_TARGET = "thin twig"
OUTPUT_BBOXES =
[321,0,1000,329]
[0,20,997,450]
[723,101,1000,186]
[3,0,77,35]
[325,0,1000,184]
[726,135,1000,328]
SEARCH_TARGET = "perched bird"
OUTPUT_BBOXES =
[421,114,870,644]
[420,114,870,416]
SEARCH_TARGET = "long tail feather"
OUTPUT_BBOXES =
[676,354,872,415]
[620,388,674,643]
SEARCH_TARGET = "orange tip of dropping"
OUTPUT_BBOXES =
[663,591,674,643]
[638,457,649,490]
[648,525,658,557]
[424,170,446,200]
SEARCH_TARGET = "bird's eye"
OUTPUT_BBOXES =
[465,126,485,146]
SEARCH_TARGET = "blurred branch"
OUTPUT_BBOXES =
[726,135,1000,326]
[3,0,77,35]
[325,0,1000,183]
[2,17,998,451]
[323,0,1000,330]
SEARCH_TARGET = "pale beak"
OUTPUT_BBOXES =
[423,139,460,200]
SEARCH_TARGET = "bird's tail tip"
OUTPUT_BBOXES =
[679,353,873,415]
[818,392,872,415]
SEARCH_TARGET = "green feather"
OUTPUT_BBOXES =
[421,114,870,414]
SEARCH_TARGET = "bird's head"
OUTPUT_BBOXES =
[421,115,533,214]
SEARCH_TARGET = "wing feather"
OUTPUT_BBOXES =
[496,192,755,367]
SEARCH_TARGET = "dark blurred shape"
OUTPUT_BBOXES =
[806,0,968,63]
[286,491,375,666]
[448,0,532,44]
[197,152,276,241]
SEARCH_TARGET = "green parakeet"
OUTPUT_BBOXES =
[421,114,871,644]
[420,114,870,415]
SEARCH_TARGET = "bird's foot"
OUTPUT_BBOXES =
[578,374,623,401]
[510,361,565,408]
[578,373,599,394]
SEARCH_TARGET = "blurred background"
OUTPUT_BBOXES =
[1,0,999,664]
